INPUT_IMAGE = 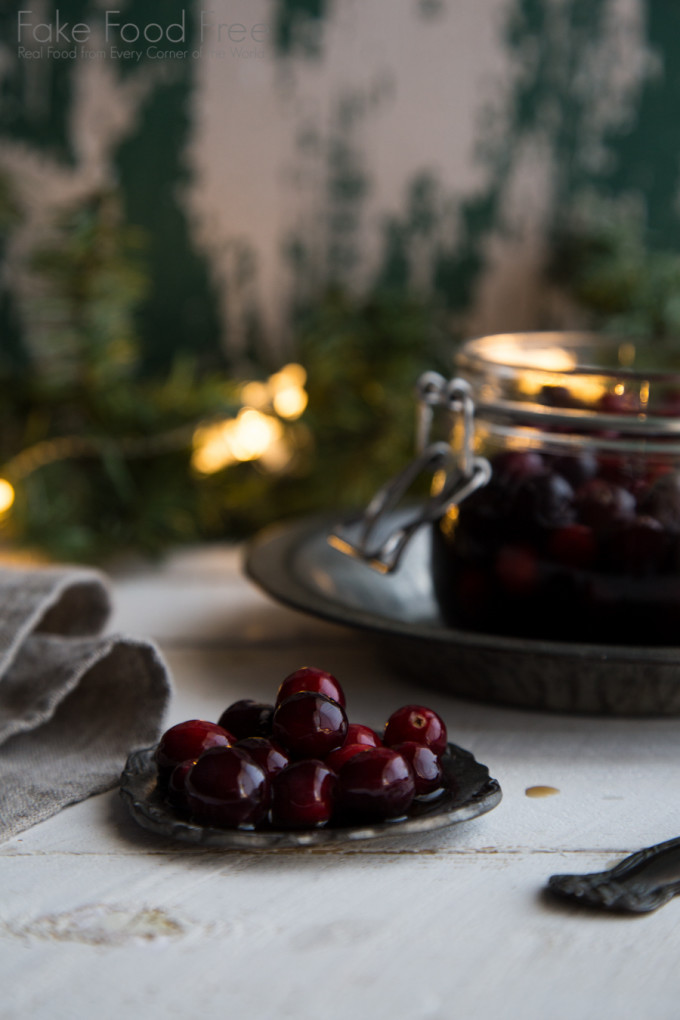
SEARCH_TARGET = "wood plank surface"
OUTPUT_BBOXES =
[1,546,680,1020]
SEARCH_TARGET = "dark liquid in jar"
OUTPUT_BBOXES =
[432,448,680,645]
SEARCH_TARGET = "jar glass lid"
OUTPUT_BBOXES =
[456,332,680,440]
[458,332,680,380]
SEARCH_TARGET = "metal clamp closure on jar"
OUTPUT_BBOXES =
[328,372,492,573]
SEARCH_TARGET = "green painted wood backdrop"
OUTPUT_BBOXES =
[2,0,679,372]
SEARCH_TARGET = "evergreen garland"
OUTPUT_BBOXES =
[550,199,680,341]
[0,181,446,562]
[5,178,671,564]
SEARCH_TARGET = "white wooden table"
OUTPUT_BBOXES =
[2,546,680,1020]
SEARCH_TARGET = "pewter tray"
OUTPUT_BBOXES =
[245,513,680,716]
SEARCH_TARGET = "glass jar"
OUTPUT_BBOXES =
[333,331,680,646]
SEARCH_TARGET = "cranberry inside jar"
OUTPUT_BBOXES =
[430,333,680,645]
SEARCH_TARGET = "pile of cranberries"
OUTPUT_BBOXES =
[154,667,449,830]
[433,440,680,644]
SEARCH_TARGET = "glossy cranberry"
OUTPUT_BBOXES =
[660,392,680,417]
[492,450,545,484]
[392,741,444,796]
[609,516,669,575]
[597,454,638,490]
[638,473,680,531]
[575,478,636,531]
[326,743,372,772]
[383,705,447,756]
[553,452,598,489]
[495,545,539,595]
[167,760,196,811]
[548,523,597,569]
[276,667,346,708]
[155,720,232,782]
[272,691,348,758]
[457,474,519,544]
[270,760,337,829]
[218,699,274,739]
[454,567,490,619]
[338,748,415,819]
[539,384,576,409]
[512,472,575,531]
[344,724,382,748]
[186,746,269,828]
[598,390,640,415]
[644,462,674,488]
[235,737,289,777]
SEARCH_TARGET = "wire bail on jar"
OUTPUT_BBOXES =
[328,373,492,573]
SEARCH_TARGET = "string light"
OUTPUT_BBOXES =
[228,409,283,462]
[241,364,309,420]
[191,366,308,475]
[0,364,310,495]
[0,480,15,515]
[240,381,269,409]
[273,386,308,419]
[191,422,236,475]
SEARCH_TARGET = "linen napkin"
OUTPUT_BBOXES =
[0,566,171,842]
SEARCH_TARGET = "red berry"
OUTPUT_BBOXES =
[338,747,415,820]
[660,392,680,417]
[218,700,274,739]
[554,452,598,488]
[276,667,346,708]
[271,760,337,829]
[167,760,196,811]
[235,737,289,777]
[639,473,680,530]
[383,705,447,756]
[392,742,444,796]
[186,746,269,828]
[609,516,669,575]
[598,390,639,415]
[493,450,545,483]
[540,385,575,409]
[548,524,597,569]
[596,454,637,489]
[272,691,348,758]
[496,545,539,595]
[455,567,489,618]
[344,723,381,748]
[326,743,372,772]
[155,720,232,781]
[576,478,635,531]
[512,472,575,531]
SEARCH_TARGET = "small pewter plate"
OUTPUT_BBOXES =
[119,744,501,849]
[244,513,680,716]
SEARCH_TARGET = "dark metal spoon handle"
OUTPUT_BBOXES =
[548,837,680,913]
